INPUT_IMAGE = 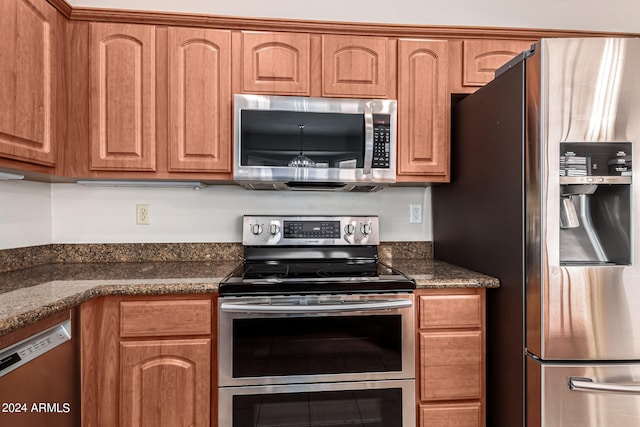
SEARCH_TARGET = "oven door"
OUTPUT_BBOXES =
[218,293,415,386]
[219,379,415,427]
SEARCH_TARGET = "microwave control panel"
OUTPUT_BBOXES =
[372,114,391,169]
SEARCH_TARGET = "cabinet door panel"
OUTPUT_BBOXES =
[420,331,482,401]
[241,31,310,95]
[419,403,482,427]
[90,23,156,171]
[0,0,57,166]
[463,39,534,87]
[120,339,211,427]
[322,35,388,97]
[168,27,231,172]
[397,39,448,180]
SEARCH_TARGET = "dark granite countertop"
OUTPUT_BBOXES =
[0,259,498,336]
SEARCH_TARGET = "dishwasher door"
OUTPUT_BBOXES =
[0,310,79,427]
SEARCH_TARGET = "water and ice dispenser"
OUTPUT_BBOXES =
[559,142,632,265]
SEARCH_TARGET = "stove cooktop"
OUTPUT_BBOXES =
[218,259,416,296]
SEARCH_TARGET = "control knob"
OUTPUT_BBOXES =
[269,223,281,235]
[361,223,373,236]
[344,224,356,236]
[250,224,263,235]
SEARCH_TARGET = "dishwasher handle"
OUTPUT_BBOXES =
[569,376,640,395]
[220,299,412,314]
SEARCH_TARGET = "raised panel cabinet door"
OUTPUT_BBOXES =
[0,0,57,166]
[167,27,231,173]
[120,339,211,427]
[322,35,388,98]
[397,39,449,180]
[463,39,535,87]
[90,22,156,171]
[241,31,310,95]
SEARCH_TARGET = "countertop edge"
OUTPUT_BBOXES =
[0,260,499,336]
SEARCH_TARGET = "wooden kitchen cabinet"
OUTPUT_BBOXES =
[89,22,156,171]
[416,289,486,427]
[449,39,536,93]
[396,39,449,182]
[322,34,394,98]
[0,0,62,168]
[81,295,216,427]
[167,26,232,173]
[235,31,312,96]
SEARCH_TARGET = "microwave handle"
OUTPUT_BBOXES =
[220,299,412,314]
[363,103,374,175]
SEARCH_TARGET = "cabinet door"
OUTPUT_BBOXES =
[0,0,58,166]
[322,35,390,98]
[397,39,449,181]
[167,27,231,173]
[240,31,310,95]
[90,23,156,171]
[451,39,535,93]
[120,339,211,427]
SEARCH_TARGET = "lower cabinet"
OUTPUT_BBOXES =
[80,295,216,427]
[416,289,486,427]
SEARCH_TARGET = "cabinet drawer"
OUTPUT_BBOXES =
[420,331,482,400]
[418,293,482,329]
[120,299,212,337]
[419,403,482,427]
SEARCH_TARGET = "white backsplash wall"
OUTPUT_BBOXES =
[51,184,431,244]
[0,180,52,250]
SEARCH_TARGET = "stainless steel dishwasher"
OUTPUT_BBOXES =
[0,310,80,426]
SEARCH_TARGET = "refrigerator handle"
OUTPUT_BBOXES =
[569,377,640,394]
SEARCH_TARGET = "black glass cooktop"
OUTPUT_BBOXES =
[219,259,415,296]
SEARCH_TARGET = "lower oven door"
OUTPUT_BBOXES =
[219,379,415,427]
[218,293,415,386]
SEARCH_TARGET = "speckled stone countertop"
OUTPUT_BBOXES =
[0,252,498,337]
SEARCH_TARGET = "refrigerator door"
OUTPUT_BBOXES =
[528,357,640,426]
[528,37,640,361]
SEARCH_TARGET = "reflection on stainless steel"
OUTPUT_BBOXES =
[434,36,640,427]
[528,359,640,426]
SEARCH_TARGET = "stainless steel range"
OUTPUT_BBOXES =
[218,215,416,427]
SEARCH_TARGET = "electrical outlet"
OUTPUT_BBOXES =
[409,204,422,224]
[136,204,150,225]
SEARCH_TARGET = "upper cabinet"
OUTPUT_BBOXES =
[450,39,536,93]
[322,35,393,98]
[167,27,231,173]
[89,22,156,171]
[237,31,311,96]
[0,0,61,167]
[396,39,449,182]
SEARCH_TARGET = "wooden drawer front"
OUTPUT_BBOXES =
[419,294,481,329]
[420,331,482,401]
[419,403,482,427]
[120,299,211,337]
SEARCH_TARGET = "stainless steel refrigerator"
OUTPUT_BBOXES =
[433,37,640,426]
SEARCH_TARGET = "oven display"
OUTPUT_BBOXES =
[283,221,341,239]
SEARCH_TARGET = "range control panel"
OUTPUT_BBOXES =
[242,215,379,246]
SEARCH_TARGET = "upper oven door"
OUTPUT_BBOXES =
[218,293,415,386]
[233,94,397,186]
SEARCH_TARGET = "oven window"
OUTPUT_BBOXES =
[233,388,402,427]
[240,110,365,168]
[233,315,402,377]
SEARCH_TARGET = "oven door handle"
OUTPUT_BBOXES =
[220,299,412,313]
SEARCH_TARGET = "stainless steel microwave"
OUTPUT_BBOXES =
[233,94,397,191]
